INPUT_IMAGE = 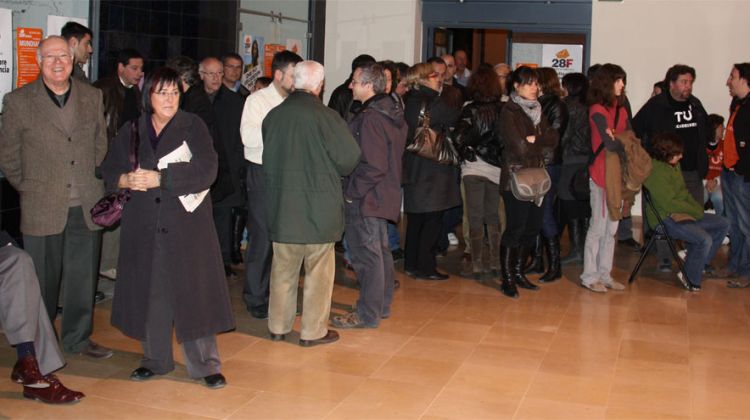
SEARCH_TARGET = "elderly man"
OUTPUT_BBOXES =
[1,231,84,404]
[239,50,302,319]
[331,63,406,329]
[93,48,144,281]
[200,56,246,273]
[61,21,93,83]
[454,49,471,87]
[263,61,361,346]
[0,36,111,359]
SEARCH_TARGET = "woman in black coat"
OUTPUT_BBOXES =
[402,62,461,280]
[101,68,234,388]
[498,66,559,298]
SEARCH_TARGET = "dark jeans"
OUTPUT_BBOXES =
[345,202,394,325]
[405,210,443,274]
[213,206,232,264]
[654,170,707,266]
[437,206,462,250]
[662,214,729,286]
[501,191,544,247]
[722,169,750,276]
[23,206,101,353]
[243,162,273,309]
[388,222,401,251]
[541,165,561,238]
[463,175,500,229]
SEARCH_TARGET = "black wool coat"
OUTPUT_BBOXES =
[402,85,461,213]
[210,85,246,207]
[101,111,235,342]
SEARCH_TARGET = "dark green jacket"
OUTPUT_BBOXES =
[262,91,361,243]
[643,158,704,229]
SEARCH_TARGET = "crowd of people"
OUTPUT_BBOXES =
[0,20,749,404]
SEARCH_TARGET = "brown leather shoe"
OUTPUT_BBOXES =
[11,355,49,388]
[78,341,114,360]
[299,330,340,347]
[23,374,85,404]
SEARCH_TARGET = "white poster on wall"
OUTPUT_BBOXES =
[47,15,89,77]
[0,8,12,112]
[542,44,583,78]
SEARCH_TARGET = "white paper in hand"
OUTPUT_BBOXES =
[157,141,209,212]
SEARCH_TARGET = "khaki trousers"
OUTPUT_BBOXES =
[461,179,507,253]
[268,242,335,341]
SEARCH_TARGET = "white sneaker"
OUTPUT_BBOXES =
[581,281,607,293]
[99,268,117,280]
[448,233,459,246]
[603,280,626,291]
[677,249,687,261]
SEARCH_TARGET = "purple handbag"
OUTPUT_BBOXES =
[91,120,139,227]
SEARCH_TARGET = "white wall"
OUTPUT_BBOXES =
[591,0,750,119]
[323,0,421,103]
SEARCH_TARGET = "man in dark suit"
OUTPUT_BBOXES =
[200,56,247,275]
[0,36,112,359]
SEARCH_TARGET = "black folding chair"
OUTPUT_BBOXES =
[628,187,691,289]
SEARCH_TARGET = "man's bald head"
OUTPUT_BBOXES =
[199,56,224,94]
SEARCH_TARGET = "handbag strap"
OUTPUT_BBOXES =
[128,119,140,170]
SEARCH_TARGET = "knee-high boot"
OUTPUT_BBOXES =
[561,219,584,265]
[500,246,519,299]
[231,207,247,264]
[539,235,562,282]
[526,234,545,274]
[515,245,540,290]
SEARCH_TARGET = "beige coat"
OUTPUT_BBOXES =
[0,78,107,236]
[605,130,652,220]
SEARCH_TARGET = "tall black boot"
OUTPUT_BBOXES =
[500,246,519,299]
[539,235,562,283]
[561,219,584,265]
[231,207,247,264]
[525,234,545,274]
[515,245,540,290]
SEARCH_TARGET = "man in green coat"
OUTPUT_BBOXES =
[262,61,361,347]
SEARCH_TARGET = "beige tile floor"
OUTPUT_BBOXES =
[2,235,750,419]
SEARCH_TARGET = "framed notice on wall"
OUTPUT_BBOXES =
[541,44,583,78]
[0,8,11,112]
[16,27,43,88]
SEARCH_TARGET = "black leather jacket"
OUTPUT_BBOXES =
[454,97,504,167]
[560,96,591,161]
[93,76,142,142]
[539,93,568,165]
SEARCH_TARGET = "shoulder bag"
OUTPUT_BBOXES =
[406,101,459,165]
[91,120,139,227]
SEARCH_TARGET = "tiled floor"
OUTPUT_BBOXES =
[2,232,750,419]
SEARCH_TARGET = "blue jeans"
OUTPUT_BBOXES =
[721,169,750,276]
[388,222,401,251]
[662,214,729,286]
[541,165,561,238]
[345,201,394,325]
[704,181,724,216]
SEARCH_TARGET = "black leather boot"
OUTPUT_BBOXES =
[515,245,540,290]
[561,219,584,265]
[525,234,545,274]
[500,246,519,298]
[539,235,562,283]
[231,207,247,264]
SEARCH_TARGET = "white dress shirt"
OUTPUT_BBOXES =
[239,83,285,164]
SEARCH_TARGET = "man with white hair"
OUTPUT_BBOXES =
[0,36,111,359]
[262,61,361,347]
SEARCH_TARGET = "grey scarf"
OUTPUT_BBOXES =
[511,92,542,126]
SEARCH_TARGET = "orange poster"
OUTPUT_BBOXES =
[16,27,43,88]
[263,44,286,77]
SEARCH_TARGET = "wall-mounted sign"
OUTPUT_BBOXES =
[542,44,583,78]
[240,34,264,91]
[16,27,43,88]
[0,8,12,111]
[263,44,286,78]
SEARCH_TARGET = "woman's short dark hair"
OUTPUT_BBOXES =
[562,72,588,104]
[587,63,626,106]
[538,67,563,97]
[165,55,199,87]
[467,64,501,101]
[509,66,538,92]
[651,132,684,163]
[142,67,183,114]
[379,60,399,94]
[708,113,725,131]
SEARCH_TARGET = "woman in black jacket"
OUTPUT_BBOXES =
[528,67,568,282]
[402,63,461,280]
[454,65,504,279]
[558,73,592,265]
[498,66,559,298]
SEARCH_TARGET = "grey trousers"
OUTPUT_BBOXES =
[269,242,335,341]
[99,225,120,273]
[23,206,101,353]
[140,262,221,379]
[0,245,65,375]
[581,180,619,286]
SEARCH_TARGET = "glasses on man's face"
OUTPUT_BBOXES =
[155,90,180,99]
[42,53,72,63]
[201,71,224,78]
